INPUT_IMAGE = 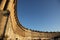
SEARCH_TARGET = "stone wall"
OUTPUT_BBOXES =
[0,0,60,40]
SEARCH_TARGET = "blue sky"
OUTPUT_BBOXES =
[17,0,60,32]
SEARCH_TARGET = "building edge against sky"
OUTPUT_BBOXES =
[0,0,60,40]
[17,0,60,32]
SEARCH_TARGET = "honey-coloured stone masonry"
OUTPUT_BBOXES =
[0,0,60,40]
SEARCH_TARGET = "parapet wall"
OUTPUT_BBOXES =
[0,0,60,40]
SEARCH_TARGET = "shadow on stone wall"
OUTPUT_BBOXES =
[0,0,2,4]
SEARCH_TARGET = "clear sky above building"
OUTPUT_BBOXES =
[17,0,60,32]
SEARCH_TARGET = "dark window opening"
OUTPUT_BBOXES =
[0,0,2,4]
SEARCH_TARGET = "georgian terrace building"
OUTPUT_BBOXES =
[0,0,60,40]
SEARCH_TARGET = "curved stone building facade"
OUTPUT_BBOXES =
[0,0,60,40]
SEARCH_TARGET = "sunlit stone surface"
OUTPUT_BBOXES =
[0,0,60,40]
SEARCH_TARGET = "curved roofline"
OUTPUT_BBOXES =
[14,0,60,33]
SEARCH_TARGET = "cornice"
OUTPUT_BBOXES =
[14,0,60,33]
